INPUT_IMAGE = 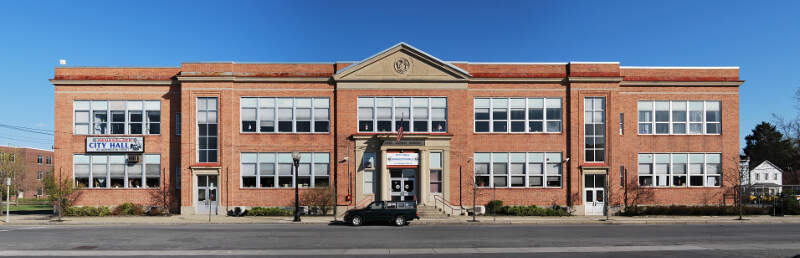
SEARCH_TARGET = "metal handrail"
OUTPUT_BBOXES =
[352,195,375,210]
[432,194,466,217]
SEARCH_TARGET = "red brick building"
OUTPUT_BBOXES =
[51,43,742,215]
[0,146,53,199]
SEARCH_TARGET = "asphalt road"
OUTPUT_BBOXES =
[0,223,799,257]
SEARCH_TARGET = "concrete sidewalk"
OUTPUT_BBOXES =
[2,214,800,225]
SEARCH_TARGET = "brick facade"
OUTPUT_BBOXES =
[51,43,742,215]
[0,146,53,199]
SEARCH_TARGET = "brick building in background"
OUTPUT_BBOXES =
[0,146,53,199]
[50,43,743,215]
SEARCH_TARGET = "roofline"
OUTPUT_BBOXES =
[569,61,620,64]
[621,66,740,69]
[754,160,785,173]
[461,62,568,65]
[56,66,179,69]
[0,145,54,152]
[181,61,335,65]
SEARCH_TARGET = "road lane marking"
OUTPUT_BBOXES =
[0,244,797,256]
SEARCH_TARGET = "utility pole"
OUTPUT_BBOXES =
[738,184,743,220]
[470,180,478,222]
[6,177,10,223]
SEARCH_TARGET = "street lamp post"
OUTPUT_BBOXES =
[292,151,302,222]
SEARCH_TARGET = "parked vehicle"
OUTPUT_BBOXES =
[344,201,419,226]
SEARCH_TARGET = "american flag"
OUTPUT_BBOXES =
[396,113,405,143]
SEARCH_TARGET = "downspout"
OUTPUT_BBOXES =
[565,65,573,207]
[332,66,339,218]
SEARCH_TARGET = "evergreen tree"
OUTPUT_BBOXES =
[743,122,796,172]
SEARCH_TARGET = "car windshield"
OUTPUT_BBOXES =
[368,202,384,209]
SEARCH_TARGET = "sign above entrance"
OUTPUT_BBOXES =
[386,153,419,166]
[383,139,425,146]
[86,137,144,153]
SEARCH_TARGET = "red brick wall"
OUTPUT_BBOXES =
[52,61,742,211]
[0,147,53,199]
[53,82,178,207]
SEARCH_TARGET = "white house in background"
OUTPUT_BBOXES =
[749,160,783,195]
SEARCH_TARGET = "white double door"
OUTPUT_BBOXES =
[584,174,606,216]
[390,168,416,202]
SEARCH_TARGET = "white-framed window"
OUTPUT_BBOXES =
[73,100,161,135]
[37,155,42,164]
[430,152,443,194]
[638,153,721,187]
[175,113,181,135]
[37,171,43,180]
[584,97,605,162]
[197,97,218,163]
[358,97,447,133]
[241,152,329,188]
[73,154,160,189]
[175,167,181,189]
[474,98,562,133]
[638,101,721,135]
[364,170,375,194]
[240,97,329,133]
[36,187,43,196]
[474,152,562,188]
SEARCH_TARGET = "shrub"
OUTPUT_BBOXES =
[486,200,504,215]
[147,206,167,216]
[498,205,571,216]
[246,207,292,216]
[64,206,111,216]
[112,202,145,216]
[619,205,770,216]
[300,187,335,215]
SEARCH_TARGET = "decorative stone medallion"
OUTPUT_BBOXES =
[393,57,410,74]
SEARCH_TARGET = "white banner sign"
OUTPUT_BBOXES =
[386,153,419,166]
[86,137,144,153]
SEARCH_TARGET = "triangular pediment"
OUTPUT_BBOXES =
[754,160,784,173]
[334,43,471,82]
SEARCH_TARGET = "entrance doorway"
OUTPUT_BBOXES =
[390,168,416,202]
[584,174,606,216]
[197,175,218,214]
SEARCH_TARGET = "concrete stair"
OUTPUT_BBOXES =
[417,205,450,219]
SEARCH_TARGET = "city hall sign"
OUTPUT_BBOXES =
[86,137,144,153]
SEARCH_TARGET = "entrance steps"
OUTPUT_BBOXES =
[417,205,451,219]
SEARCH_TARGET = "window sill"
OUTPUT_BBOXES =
[239,187,329,190]
[639,186,722,188]
[473,132,563,135]
[476,186,563,189]
[636,133,722,136]
[356,131,449,134]
[77,188,162,190]
[240,132,331,135]
[72,134,162,136]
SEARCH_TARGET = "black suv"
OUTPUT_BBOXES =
[344,201,419,226]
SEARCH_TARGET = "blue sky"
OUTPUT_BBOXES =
[0,0,797,150]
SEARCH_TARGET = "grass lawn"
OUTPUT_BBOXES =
[4,204,53,212]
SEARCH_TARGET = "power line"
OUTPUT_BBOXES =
[0,123,53,136]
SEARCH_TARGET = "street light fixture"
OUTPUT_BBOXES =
[292,151,302,222]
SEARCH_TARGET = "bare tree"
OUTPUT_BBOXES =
[43,169,81,221]
[300,187,336,215]
[0,149,26,200]
[771,87,800,184]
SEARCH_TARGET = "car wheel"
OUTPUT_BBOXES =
[394,216,406,226]
[351,215,363,226]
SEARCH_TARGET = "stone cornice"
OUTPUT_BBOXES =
[49,79,174,86]
[619,81,745,87]
[567,77,624,83]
